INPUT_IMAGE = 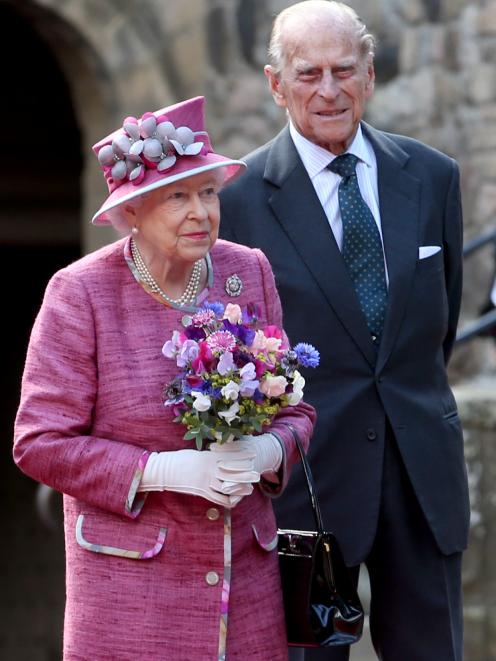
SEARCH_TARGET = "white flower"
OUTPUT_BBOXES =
[223,303,243,324]
[218,402,240,426]
[287,370,306,406]
[221,380,240,401]
[191,391,212,412]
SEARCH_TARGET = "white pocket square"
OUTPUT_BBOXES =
[418,245,441,259]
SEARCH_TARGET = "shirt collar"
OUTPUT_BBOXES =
[289,121,374,178]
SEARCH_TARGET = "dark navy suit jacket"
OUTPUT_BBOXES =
[219,122,470,566]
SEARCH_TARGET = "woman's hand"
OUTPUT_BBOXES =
[210,434,283,478]
[138,444,260,508]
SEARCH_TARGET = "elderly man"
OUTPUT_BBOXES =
[219,1,469,659]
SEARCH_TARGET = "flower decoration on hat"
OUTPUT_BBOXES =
[96,112,207,190]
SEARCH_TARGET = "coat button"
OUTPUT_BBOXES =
[206,507,220,521]
[366,428,377,441]
[205,571,220,586]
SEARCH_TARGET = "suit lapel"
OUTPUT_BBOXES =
[362,124,421,372]
[265,128,377,366]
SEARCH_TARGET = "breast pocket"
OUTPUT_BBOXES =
[76,512,167,560]
[416,249,444,277]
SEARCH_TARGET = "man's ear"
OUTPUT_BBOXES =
[264,65,286,108]
[364,61,375,99]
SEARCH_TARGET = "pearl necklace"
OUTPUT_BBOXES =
[131,238,202,307]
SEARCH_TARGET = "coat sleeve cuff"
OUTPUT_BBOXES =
[125,450,150,518]
[258,432,287,498]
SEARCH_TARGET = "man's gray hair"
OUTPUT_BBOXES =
[267,0,376,74]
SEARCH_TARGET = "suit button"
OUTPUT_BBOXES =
[205,571,220,586]
[366,428,377,441]
[206,507,220,521]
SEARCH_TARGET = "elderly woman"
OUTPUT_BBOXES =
[13,96,316,661]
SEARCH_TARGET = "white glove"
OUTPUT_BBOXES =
[138,444,259,509]
[210,433,283,478]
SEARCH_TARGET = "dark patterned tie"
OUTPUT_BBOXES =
[328,154,387,342]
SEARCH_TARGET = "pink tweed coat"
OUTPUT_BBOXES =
[14,238,316,661]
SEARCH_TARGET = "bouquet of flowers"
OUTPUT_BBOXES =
[162,302,319,450]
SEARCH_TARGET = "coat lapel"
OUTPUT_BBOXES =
[265,128,377,366]
[362,124,421,372]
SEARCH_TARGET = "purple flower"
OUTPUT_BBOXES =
[239,379,259,397]
[293,343,320,368]
[222,319,255,347]
[252,388,265,404]
[206,385,222,400]
[185,374,204,389]
[171,402,188,417]
[184,326,206,341]
[242,303,261,324]
[218,351,235,375]
[177,340,200,367]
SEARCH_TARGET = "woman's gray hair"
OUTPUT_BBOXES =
[267,0,376,75]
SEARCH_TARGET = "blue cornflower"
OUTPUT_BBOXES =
[293,342,320,368]
[202,301,225,316]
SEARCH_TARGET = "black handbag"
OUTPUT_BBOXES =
[277,425,364,647]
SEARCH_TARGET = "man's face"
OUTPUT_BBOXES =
[266,25,375,154]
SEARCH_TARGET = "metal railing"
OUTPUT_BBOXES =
[455,228,496,345]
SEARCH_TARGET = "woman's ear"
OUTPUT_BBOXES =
[120,204,139,235]
[123,204,136,218]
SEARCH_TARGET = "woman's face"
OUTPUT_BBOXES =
[127,170,223,263]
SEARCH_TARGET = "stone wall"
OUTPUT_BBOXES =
[455,381,496,660]
[9,1,496,347]
[363,0,496,380]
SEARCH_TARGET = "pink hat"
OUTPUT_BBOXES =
[91,96,245,225]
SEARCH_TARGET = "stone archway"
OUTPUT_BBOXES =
[0,3,81,658]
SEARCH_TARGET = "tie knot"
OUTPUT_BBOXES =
[328,153,359,178]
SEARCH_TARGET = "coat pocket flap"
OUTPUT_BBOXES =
[76,513,167,560]
[252,523,278,551]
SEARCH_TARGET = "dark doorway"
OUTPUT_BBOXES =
[1,4,81,660]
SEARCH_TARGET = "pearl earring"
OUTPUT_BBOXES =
[131,226,139,235]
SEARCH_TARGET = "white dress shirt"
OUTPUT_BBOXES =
[289,122,389,281]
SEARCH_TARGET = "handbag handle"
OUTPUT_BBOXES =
[283,423,325,534]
